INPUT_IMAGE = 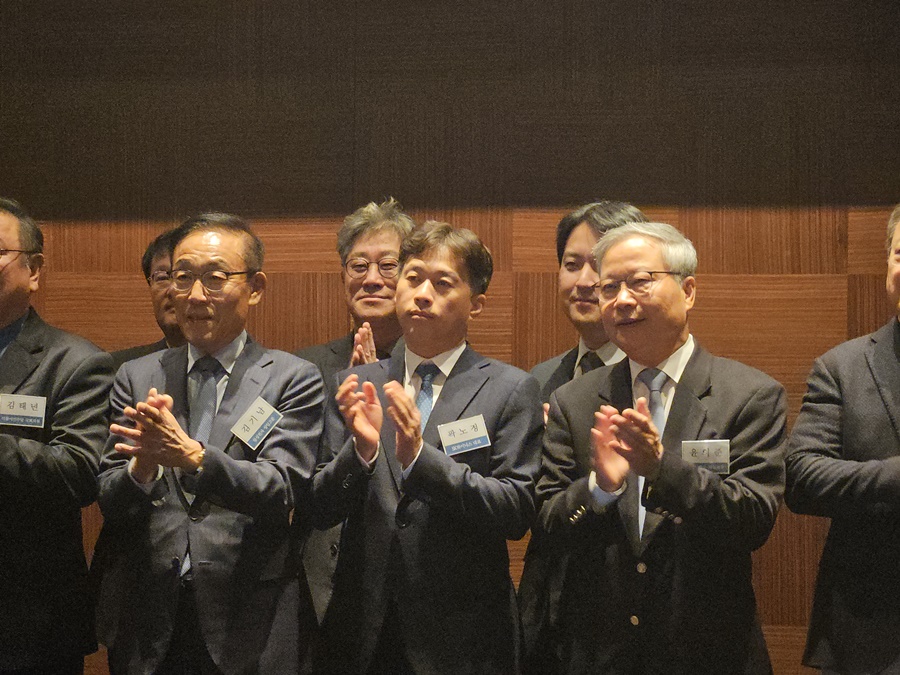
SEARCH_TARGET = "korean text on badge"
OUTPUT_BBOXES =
[231,397,283,451]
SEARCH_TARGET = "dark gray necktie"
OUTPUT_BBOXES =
[414,362,441,430]
[635,367,668,538]
[579,351,604,375]
[190,355,225,445]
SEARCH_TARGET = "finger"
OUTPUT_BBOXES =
[335,375,361,404]
[114,442,141,455]
[110,423,142,440]
[361,381,381,406]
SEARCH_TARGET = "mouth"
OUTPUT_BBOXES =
[614,316,642,327]
[407,310,433,319]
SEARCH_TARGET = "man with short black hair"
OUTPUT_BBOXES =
[110,228,186,370]
[312,222,543,674]
[531,200,648,403]
[0,197,114,674]
[95,213,323,675]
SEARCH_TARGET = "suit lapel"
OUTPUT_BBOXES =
[160,346,190,432]
[376,346,406,493]
[640,346,713,549]
[0,312,43,394]
[421,347,488,446]
[542,347,578,400]
[208,340,269,452]
[866,320,900,446]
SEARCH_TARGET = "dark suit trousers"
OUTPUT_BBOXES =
[1,656,83,675]
[154,581,222,675]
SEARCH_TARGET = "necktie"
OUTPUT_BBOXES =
[636,367,668,436]
[414,362,441,430]
[578,351,603,375]
[190,355,225,445]
[635,367,669,538]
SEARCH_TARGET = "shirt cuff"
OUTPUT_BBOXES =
[127,457,163,492]
[401,441,425,480]
[353,438,379,472]
[589,470,627,506]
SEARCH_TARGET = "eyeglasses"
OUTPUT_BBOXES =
[0,249,37,260]
[593,271,679,301]
[147,270,172,286]
[344,257,400,279]
[171,269,254,293]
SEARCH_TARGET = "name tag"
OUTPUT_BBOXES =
[682,439,730,474]
[438,414,491,457]
[231,397,283,450]
[0,394,47,428]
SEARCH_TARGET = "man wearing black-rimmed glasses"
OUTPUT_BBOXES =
[0,197,114,674]
[94,213,324,675]
[110,229,186,371]
[295,198,414,627]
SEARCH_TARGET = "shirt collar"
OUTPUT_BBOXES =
[628,334,695,387]
[404,341,467,384]
[577,337,626,369]
[187,330,248,375]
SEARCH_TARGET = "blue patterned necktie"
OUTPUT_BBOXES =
[190,355,225,445]
[414,362,442,430]
[635,367,669,538]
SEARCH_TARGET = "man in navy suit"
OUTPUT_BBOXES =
[95,214,324,675]
[786,203,900,674]
[312,222,543,674]
[530,201,647,404]
[523,222,787,674]
[110,228,186,370]
[0,198,113,674]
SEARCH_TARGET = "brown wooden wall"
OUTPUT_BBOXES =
[3,2,899,673]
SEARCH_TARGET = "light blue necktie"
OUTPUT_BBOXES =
[190,355,224,445]
[414,362,441,430]
[636,367,669,537]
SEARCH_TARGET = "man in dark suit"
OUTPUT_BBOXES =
[296,198,414,623]
[522,222,787,674]
[312,222,543,674]
[110,228,186,370]
[530,201,647,404]
[786,203,900,675]
[0,198,114,674]
[94,214,324,675]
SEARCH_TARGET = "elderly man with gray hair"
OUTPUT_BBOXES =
[522,221,788,674]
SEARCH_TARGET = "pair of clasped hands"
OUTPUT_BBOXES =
[338,322,422,470]
[590,398,665,493]
[111,389,206,483]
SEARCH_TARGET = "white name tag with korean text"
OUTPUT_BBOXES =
[231,397,283,450]
[681,439,730,474]
[438,414,491,457]
[0,394,47,428]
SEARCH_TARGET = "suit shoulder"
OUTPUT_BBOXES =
[708,354,784,393]
[295,335,351,361]
[37,321,105,358]
[263,347,324,377]
[530,351,567,381]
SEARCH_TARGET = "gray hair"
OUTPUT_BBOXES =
[336,198,415,265]
[593,222,697,278]
[886,204,900,253]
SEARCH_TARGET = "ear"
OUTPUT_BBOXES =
[248,271,267,305]
[681,275,696,311]
[27,253,44,293]
[469,293,486,319]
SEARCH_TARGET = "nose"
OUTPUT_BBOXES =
[361,263,385,289]
[187,278,209,302]
[613,281,637,306]
[575,262,599,289]
[413,280,434,306]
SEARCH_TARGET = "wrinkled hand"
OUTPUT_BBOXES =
[110,387,205,482]
[605,397,664,480]
[336,374,383,462]
[591,405,630,492]
[349,322,379,367]
[383,381,422,469]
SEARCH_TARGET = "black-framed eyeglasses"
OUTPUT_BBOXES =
[147,270,172,286]
[344,257,400,279]
[593,271,679,301]
[171,269,254,293]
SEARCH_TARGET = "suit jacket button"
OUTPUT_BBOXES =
[189,514,200,522]
[330,543,339,557]
[341,475,353,489]
[630,615,640,626]
[673,516,683,524]
[636,562,647,574]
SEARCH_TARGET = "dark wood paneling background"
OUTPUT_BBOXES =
[3,2,899,674]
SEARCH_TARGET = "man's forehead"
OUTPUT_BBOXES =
[406,248,465,277]
[0,211,21,246]
[174,229,245,261]
[600,236,663,269]
[351,229,401,255]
